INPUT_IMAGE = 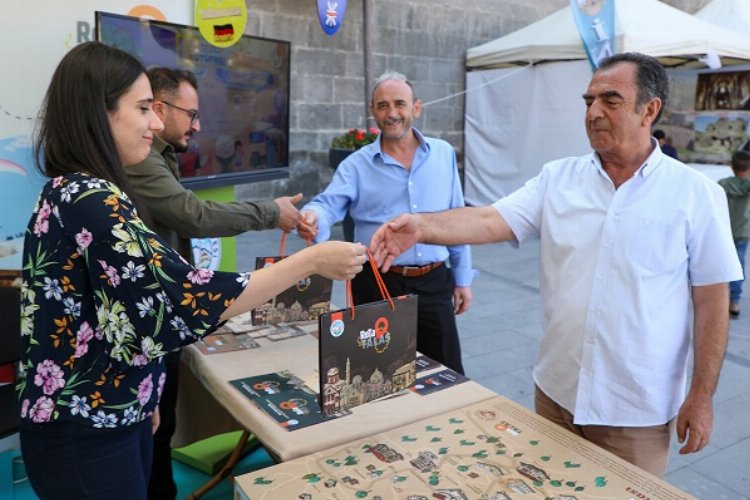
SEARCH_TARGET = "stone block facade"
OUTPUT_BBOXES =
[237,0,710,201]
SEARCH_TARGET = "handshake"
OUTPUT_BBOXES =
[276,192,420,272]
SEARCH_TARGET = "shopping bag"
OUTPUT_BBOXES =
[318,251,417,416]
[251,233,333,325]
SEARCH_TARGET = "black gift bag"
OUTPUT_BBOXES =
[252,233,333,325]
[318,253,417,416]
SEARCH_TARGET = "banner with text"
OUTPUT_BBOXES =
[571,0,616,70]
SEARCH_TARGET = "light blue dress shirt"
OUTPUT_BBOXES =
[304,129,474,287]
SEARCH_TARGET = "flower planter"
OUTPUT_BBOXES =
[328,148,354,169]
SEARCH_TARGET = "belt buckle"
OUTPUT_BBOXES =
[401,265,418,277]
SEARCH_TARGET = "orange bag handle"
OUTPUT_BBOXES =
[279,231,287,258]
[344,249,394,319]
[278,231,312,259]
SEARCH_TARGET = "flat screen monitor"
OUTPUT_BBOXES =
[96,11,290,190]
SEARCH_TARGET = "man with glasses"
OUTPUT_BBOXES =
[126,67,304,500]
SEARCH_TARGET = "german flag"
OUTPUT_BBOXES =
[213,24,234,42]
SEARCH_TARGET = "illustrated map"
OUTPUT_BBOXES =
[235,396,695,500]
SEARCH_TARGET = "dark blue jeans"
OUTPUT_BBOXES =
[20,419,153,499]
[730,240,748,303]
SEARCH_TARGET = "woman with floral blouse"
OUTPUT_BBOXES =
[18,41,365,499]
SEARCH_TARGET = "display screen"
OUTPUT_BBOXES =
[96,12,290,189]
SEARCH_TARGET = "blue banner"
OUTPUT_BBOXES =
[317,0,348,36]
[571,0,616,70]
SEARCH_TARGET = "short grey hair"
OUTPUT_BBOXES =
[597,52,668,124]
[371,71,417,103]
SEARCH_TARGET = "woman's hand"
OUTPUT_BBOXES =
[313,241,367,281]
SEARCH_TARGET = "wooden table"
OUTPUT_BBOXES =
[177,324,496,463]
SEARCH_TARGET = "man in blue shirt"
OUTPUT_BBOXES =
[653,129,678,160]
[299,72,473,373]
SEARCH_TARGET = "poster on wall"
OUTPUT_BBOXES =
[692,113,749,163]
[695,70,750,111]
[662,69,750,165]
[0,1,191,270]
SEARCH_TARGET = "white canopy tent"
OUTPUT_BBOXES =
[695,0,750,35]
[464,0,750,206]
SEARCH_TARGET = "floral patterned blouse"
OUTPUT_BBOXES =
[18,173,247,428]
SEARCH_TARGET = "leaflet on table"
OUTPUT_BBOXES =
[223,320,310,340]
[194,333,260,355]
[409,368,470,396]
[229,371,349,431]
[415,354,441,372]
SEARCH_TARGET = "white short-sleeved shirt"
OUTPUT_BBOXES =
[494,143,742,426]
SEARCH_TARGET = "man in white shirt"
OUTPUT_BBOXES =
[369,52,742,478]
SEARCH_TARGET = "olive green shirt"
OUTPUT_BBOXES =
[126,136,279,260]
[719,175,750,242]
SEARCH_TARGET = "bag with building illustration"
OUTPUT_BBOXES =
[318,253,417,416]
[251,233,333,326]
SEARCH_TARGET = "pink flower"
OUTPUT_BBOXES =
[20,399,29,418]
[75,227,93,252]
[99,260,121,287]
[52,176,64,188]
[131,354,148,367]
[33,200,52,236]
[187,268,214,285]
[137,374,153,406]
[34,359,65,396]
[74,322,94,358]
[29,396,55,423]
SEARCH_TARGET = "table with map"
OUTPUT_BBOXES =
[235,395,694,500]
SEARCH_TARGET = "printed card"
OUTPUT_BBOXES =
[195,333,260,355]
[410,368,470,396]
[415,354,441,372]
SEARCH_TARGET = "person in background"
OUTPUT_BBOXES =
[18,41,366,500]
[298,71,474,374]
[653,129,678,159]
[719,150,750,317]
[370,53,740,478]
[124,66,308,499]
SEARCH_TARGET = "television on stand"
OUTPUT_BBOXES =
[96,11,291,190]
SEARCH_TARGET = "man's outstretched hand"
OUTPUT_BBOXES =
[369,214,420,271]
[275,193,304,232]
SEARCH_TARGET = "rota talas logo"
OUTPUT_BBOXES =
[357,316,391,353]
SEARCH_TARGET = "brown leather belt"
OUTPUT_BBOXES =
[388,261,443,278]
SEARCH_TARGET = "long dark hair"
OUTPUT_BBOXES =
[33,41,151,221]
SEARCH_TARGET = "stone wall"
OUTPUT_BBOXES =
[237,0,711,201]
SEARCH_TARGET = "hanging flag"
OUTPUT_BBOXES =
[317,0,348,36]
[570,0,616,70]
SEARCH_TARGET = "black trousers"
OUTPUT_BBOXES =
[148,350,180,500]
[351,263,464,374]
[21,419,153,499]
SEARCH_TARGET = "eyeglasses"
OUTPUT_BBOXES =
[161,100,200,124]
